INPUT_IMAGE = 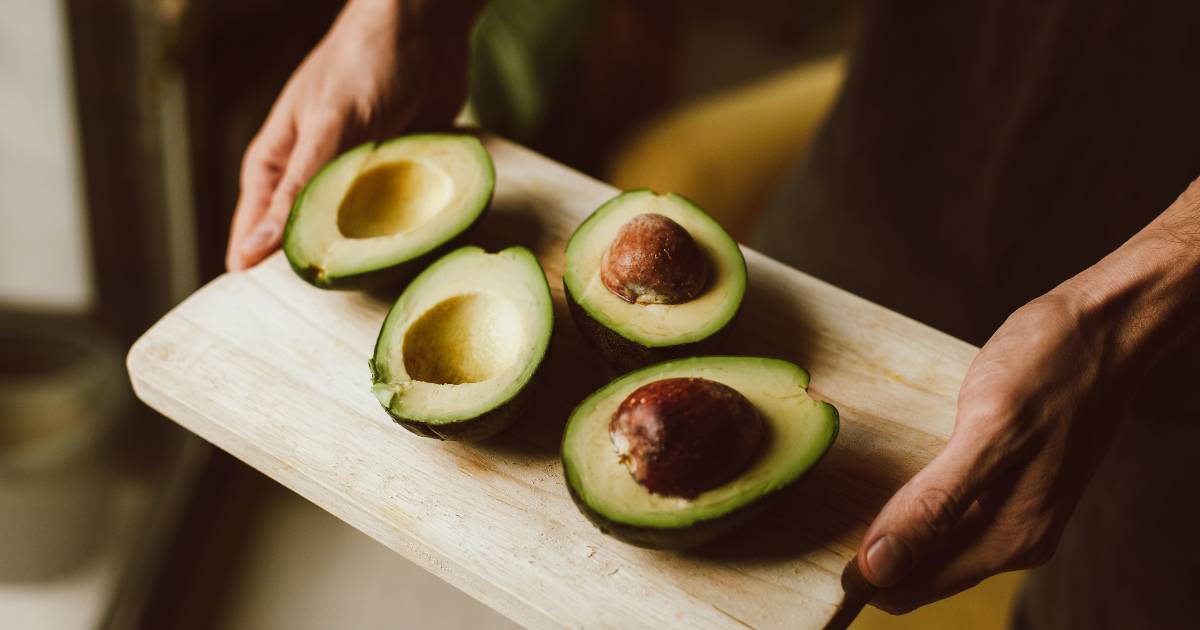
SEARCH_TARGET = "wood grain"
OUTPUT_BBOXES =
[127,136,977,629]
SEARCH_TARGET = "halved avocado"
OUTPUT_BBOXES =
[283,134,495,289]
[562,356,838,549]
[563,190,747,372]
[369,246,553,441]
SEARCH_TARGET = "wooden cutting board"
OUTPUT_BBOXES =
[127,136,976,629]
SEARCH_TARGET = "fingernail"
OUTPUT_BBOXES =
[241,222,279,254]
[865,535,913,587]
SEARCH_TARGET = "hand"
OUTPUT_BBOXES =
[226,0,477,271]
[856,286,1130,612]
[854,173,1200,612]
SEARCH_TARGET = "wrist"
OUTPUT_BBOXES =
[1062,221,1200,373]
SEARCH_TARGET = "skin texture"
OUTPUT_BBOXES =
[227,1,1200,614]
[226,0,485,271]
[857,178,1200,613]
[609,377,764,498]
[601,213,709,304]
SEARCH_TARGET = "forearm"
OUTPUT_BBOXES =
[1062,178,1200,372]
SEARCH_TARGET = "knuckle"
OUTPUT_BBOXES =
[240,138,281,184]
[907,487,960,540]
[242,136,271,168]
[956,389,1031,449]
[307,107,345,131]
[962,387,1020,423]
[1007,519,1060,569]
[272,178,304,205]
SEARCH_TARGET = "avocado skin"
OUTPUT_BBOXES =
[283,200,489,291]
[391,403,512,441]
[562,373,839,549]
[385,367,543,441]
[564,280,740,374]
[369,299,552,442]
[564,477,770,550]
[285,223,481,291]
[281,133,494,290]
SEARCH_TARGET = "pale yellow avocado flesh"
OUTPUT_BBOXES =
[286,135,493,281]
[371,246,553,423]
[564,191,747,347]
[337,159,454,238]
[563,356,838,529]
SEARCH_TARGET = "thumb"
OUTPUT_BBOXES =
[239,115,342,267]
[857,435,996,587]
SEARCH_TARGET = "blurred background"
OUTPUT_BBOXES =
[0,0,1018,628]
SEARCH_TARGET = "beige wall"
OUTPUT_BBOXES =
[0,0,92,312]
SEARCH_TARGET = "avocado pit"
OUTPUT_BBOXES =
[609,377,765,498]
[600,213,708,305]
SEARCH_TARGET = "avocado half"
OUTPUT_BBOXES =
[283,134,495,289]
[563,190,747,372]
[369,246,553,441]
[562,356,838,549]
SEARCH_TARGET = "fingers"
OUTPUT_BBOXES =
[868,503,1000,613]
[227,110,295,271]
[232,113,343,271]
[856,429,1000,589]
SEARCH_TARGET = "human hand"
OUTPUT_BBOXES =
[855,284,1135,613]
[854,178,1200,612]
[226,0,478,271]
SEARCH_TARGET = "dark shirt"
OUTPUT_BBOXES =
[754,3,1200,627]
[756,0,1200,401]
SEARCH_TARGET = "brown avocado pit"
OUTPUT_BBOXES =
[600,213,709,305]
[609,377,765,498]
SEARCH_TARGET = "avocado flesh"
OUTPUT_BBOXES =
[562,356,838,548]
[284,134,495,289]
[563,191,746,369]
[370,246,553,440]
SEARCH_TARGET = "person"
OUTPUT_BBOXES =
[226,1,1200,625]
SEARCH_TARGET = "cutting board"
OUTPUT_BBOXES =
[127,136,977,629]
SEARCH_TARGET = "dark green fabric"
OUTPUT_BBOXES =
[468,0,599,143]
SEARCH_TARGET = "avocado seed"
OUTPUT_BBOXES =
[609,377,765,498]
[600,213,708,305]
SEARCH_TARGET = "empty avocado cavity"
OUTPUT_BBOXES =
[370,246,553,441]
[284,134,494,289]
[337,160,455,239]
[401,292,524,386]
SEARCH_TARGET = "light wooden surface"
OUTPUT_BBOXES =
[127,136,978,629]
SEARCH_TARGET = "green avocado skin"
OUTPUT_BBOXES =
[281,133,494,290]
[392,405,511,441]
[380,366,544,442]
[563,280,740,374]
[561,355,839,550]
[285,221,482,291]
[366,245,554,442]
[564,477,770,550]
